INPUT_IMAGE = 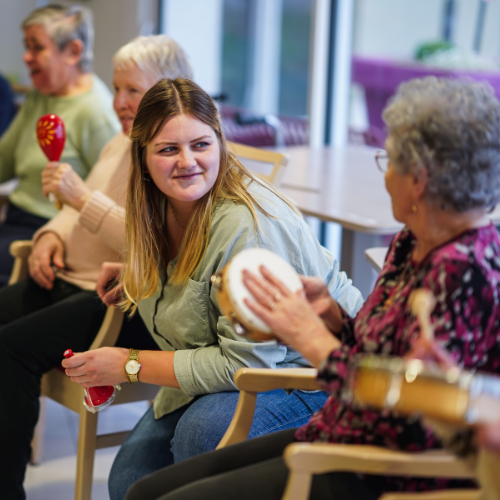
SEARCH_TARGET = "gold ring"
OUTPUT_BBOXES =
[274,292,282,302]
[269,301,277,310]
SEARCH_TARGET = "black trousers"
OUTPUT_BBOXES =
[125,429,383,500]
[0,277,159,500]
[0,203,49,286]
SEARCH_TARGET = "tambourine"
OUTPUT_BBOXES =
[211,248,303,341]
[344,355,500,425]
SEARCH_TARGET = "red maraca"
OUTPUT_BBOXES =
[63,349,121,413]
[36,114,65,210]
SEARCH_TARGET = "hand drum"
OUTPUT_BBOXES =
[36,114,65,209]
[211,248,303,341]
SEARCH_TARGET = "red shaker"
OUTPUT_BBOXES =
[36,114,65,210]
[63,349,121,413]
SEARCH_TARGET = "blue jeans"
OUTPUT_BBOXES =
[108,388,328,500]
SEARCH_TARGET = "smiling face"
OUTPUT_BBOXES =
[146,114,221,208]
[113,64,158,135]
[23,24,72,95]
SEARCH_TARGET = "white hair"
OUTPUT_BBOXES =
[112,35,193,81]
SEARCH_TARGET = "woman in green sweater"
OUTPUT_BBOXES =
[0,5,119,285]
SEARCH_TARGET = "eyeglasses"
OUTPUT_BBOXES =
[374,150,389,173]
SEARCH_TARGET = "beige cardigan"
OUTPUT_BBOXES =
[33,132,130,290]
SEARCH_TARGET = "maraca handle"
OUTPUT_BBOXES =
[49,193,63,211]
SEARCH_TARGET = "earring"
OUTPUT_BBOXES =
[412,204,417,213]
[143,172,150,182]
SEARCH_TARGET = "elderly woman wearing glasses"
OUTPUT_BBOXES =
[126,77,500,500]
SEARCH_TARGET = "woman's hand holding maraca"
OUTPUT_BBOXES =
[42,161,92,211]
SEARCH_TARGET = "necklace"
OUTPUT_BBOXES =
[383,256,415,309]
[170,205,187,230]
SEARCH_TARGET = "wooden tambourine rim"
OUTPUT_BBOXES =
[213,248,303,342]
[348,355,473,425]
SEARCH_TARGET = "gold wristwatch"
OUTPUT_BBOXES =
[125,349,141,383]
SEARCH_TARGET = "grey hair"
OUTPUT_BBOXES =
[22,5,94,73]
[383,76,500,212]
[112,35,193,81]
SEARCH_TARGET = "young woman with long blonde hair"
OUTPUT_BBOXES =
[63,78,363,500]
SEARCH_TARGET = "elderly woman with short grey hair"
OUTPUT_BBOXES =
[125,77,500,500]
[0,34,192,500]
[0,4,121,285]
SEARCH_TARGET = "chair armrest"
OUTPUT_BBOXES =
[380,490,480,500]
[217,368,319,450]
[234,368,319,392]
[283,443,475,479]
[10,240,33,258]
[9,240,33,284]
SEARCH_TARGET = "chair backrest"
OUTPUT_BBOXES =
[228,141,288,186]
[9,239,158,500]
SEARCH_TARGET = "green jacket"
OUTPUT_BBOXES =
[138,180,364,418]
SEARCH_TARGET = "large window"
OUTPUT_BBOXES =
[279,0,312,116]
[221,0,312,117]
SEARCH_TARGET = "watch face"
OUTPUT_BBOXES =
[125,359,140,375]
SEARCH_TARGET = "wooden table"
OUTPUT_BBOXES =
[276,144,500,298]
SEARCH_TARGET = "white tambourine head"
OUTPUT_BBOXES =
[226,248,303,334]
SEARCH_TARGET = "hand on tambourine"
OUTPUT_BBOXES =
[62,347,129,387]
[242,266,341,368]
[96,262,124,307]
[405,335,456,370]
[29,232,65,289]
[42,161,92,211]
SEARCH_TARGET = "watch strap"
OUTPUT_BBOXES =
[126,348,141,383]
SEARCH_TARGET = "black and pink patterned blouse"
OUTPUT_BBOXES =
[296,223,500,492]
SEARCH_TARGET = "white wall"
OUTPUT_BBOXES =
[84,0,159,88]
[0,0,39,85]
[0,0,159,89]
[161,0,223,95]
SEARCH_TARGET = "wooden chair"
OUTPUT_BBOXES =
[228,141,288,186]
[10,240,159,500]
[217,367,479,500]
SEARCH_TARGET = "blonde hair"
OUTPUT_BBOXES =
[122,78,296,314]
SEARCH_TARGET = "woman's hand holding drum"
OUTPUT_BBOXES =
[243,265,341,368]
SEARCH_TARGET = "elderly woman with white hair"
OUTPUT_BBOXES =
[0,4,121,285]
[0,34,193,500]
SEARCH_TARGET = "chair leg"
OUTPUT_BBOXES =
[74,408,98,500]
[282,471,313,500]
[30,396,47,465]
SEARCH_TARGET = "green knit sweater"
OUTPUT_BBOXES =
[0,75,120,219]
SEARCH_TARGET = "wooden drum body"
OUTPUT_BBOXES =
[345,355,500,425]
[211,248,303,341]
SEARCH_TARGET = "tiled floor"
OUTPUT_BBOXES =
[25,398,149,500]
